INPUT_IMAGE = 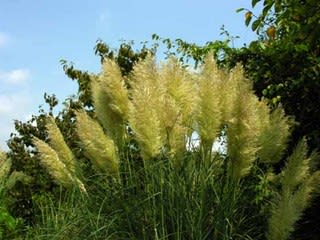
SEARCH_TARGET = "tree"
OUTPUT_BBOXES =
[236,0,320,152]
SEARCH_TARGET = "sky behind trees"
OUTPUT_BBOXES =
[0,0,258,148]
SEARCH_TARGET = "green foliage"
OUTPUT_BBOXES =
[0,151,30,238]
[152,33,234,67]
[0,153,16,238]
[244,0,320,45]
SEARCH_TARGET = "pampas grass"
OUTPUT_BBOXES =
[30,54,320,240]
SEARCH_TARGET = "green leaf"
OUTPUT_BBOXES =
[236,8,245,13]
[252,19,261,31]
[262,4,273,17]
[274,0,281,12]
[152,34,159,40]
[262,89,268,96]
[252,0,261,8]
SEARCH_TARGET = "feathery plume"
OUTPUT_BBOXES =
[75,110,119,176]
[195,55,223,150]
[168,117,188,163]
[129,89,163,160]
[129,55,164,160]
[257,106,292,163]
[160,57,197,131]
[281,140,309,192]
[91,58,130,145]
[226,65,261,179]
[46,115,76,173]
[5,171,32,190]
[33,137,76,188]
[158,59,198,159]
[130,54,159,91]
[0,150,11,183]
[157,86,187,155]
[267,192,299,240]
[267,140,320,240]
[1,150,34,190]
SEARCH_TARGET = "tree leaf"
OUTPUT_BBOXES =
[252,0,261,8]
[262,4,273,17]
[236,8,245,13]
[266,26,276,39]
[245,12,253,26]
[274,0,281,12]
[252,19,261,31]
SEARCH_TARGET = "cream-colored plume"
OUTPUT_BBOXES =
[226,65,262,179]
[160,57,197,131]
[195,56,223,150]
[33,137,78,188]
[91,58,130,145]
[256,106,291,163]
[267,140,320,240]
[75,110,119,176]
[129,87,163,160]
[281,140,310,192]
[129,56,164,160]
[0,150,11,183]
[46,116,76,173]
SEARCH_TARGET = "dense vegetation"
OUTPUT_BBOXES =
[1,0,319,239]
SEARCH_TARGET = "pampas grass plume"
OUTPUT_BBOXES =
[33,137,77,188]
[91,58,130,145]
[46,115,76,173]
[0,150,11,182]
[75,110,119,176]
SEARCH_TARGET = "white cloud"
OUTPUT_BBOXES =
[0,68,30,85]
[0,66,34,149]
[0,32,9,48]
[0,92,31,118]
[0,91,33,150]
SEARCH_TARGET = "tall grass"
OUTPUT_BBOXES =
[29,55,320,239]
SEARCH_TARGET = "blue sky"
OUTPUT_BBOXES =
[0,0,258,149]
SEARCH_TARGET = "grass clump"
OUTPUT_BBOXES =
[27,55,320,239]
